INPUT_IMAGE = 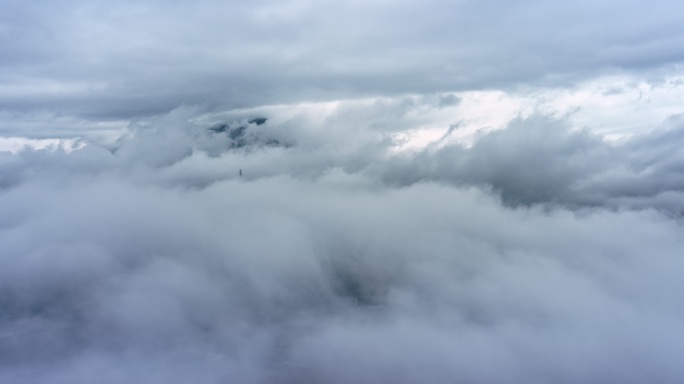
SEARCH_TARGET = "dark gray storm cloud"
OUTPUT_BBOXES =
[2,0,684,132]
[2,110,684,383]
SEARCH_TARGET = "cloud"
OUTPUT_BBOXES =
[2,108,684,383]
[2,0,684,128]
[4,1,684,380]
[362,112,684,215]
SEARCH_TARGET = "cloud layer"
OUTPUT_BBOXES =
[4,1,684,381]
[2,110,684,383]
[2,0,684,125]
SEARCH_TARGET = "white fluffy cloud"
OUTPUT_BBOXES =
[2,108,684,383]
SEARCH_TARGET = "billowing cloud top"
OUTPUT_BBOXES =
[3,106,684,383]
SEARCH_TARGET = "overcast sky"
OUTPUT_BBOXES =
[2,0,684,138]
[3,2,684,383]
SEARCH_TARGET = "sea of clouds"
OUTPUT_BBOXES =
[2,105,684,383]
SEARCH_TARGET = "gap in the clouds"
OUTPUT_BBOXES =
[186,72,684,154]
[3,72,683,158]
[0,137,86,154]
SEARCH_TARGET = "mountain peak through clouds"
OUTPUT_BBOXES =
[207,117,292,151]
